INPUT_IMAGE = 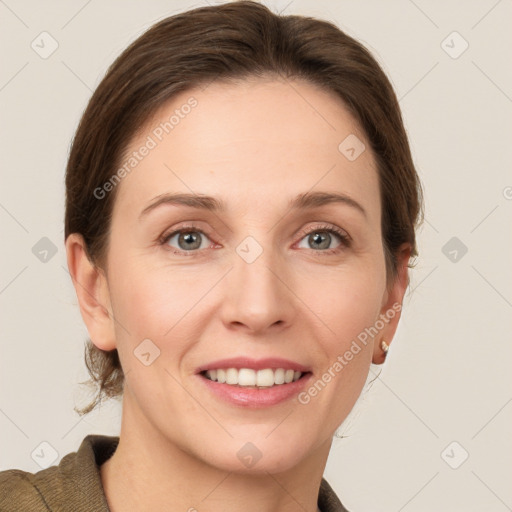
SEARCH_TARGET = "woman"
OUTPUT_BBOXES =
[0,1,422,510]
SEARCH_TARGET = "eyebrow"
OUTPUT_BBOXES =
[139,191,367,219]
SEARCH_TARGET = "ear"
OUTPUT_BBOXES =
[372,243,412,364]
[65,233,116,351]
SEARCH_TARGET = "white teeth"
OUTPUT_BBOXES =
[226,368,238,385]
[204,368,305,387]
[274,368,285,385]
[238,368,256,386]
[257,369,274,387]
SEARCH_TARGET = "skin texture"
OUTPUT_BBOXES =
[66,77,410,512]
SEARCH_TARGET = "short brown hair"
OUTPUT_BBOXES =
[65,0,423,415]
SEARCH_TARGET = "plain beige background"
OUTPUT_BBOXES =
[1,1,511,510]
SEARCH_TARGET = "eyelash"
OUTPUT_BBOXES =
[158,223,351,257]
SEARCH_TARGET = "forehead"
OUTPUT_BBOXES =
[113,77,379,221]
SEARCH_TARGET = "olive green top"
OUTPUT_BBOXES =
[0,434,349,511]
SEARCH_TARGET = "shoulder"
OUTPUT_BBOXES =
[0,466,59,511]
[319,477,352,512]
[0,434,119,512]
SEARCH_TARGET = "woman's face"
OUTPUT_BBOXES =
[85,77,408,472]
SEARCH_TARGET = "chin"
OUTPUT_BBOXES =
[203,436,312,475]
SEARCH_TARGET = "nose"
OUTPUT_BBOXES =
[219,239,296,335]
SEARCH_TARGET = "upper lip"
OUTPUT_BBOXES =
[195,357,312,374]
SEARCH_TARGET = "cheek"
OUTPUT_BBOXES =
[111,256,192,322]
[107,262,197,401]
[302,264,384,385]
[305,263,385,335]
[291,269,383,433]
[111,252,385,340]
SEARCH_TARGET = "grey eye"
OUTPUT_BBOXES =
[167,230,208,251]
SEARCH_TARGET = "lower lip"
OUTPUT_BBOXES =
[197,372,313,408]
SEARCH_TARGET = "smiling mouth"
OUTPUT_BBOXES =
[200,368,311,389]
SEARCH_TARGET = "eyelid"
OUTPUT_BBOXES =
[159,221,351,255]
[295,222,351,243]
[158,223,216,250]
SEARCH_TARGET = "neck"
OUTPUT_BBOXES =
[100,393,330,512]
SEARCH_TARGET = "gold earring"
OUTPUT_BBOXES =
[380,339,389,354]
